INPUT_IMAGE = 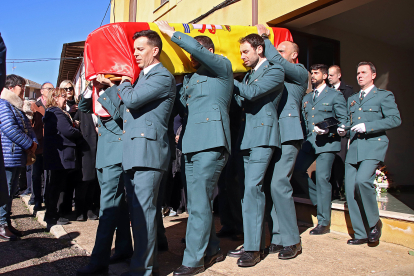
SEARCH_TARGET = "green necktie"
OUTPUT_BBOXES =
[360,91,366,102]
[247,69,255,83]
[313,89,319,101]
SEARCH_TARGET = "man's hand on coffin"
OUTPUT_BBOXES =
[97,74,114,87]
[121,76,132,84]
[256,24,270,37]
[155,21,175,38]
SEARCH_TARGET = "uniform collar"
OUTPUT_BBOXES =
[143,62,160,75]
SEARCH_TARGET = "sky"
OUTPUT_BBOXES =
[0,0,111,85]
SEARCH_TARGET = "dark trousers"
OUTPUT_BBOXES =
[30,154,45,204]
[217,152,243,233]
[90,164,133,266]
[75,179,100,216]
[45,169,70,219]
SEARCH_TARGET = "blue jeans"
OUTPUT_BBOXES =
[0,167,23,225]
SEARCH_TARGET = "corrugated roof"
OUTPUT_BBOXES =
[56,41,85,86]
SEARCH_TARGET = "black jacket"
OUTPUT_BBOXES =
[43,107,83,170]
[337,82,354,101]
[74,111,97,181]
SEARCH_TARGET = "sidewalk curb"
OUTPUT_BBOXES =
[19,195,84,248]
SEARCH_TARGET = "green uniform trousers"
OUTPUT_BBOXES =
[293,150,336,226]
[182,147,228,268]
[124,168,164,276]
[90,164,133,266]
[269,141,301,246]
[345,160,380,239]
[241,146,274,251]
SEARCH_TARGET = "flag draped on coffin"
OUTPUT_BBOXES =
[84,22,294,116]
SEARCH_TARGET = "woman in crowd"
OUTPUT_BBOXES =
[0,74,37,241]
[43,88,83,225]
[60,80,78,119]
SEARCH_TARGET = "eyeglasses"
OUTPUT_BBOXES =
[54,94,67,98]
[41,87,54,91]
[64,87,74,92]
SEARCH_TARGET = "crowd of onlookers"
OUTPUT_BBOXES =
[0,70,186,241]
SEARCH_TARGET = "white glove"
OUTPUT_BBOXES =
[314,125,328,135]
[337,126,347,137]
[351,123,366,133]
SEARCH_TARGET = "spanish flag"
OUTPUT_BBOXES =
[84,22,294,82]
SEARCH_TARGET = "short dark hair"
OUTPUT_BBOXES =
[310,64,328,75]
[239,34,265,52]
[133,30,163,53]
[194,36,215,53]
[357,61,376,74]
[5,74,26,89]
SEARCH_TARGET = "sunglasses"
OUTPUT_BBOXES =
[64,87,74,91]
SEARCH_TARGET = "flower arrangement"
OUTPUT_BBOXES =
[374,165,389,195]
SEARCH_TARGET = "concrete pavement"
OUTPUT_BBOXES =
[9,196,414,276]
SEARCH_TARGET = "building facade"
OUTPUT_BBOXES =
[107,0,413,187]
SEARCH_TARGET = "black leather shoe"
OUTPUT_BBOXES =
[227,246,245,258]
[278,242,302,259]
[268,243,284,254]
[0,225,18,241]
[173,265,205,276]
[368,220,382,243]
[77,214,87,221]
[109,252,133,264]
[237,251,261,267]
[204,250,225,268]
[347,238,368,245]
[7,224,23,237]
[76,263,108,275]
[57,217,70,225]
[87,210,98,220]
[309,225,330,235]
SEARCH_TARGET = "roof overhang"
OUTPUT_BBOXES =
[57,41,85,86]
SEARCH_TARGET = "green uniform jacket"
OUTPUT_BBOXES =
[263,39,308,143]
[233,60,284,150]
[171,32,233,155]
[302,86,347,154]
[109,63,176,171]
[77,87,124,169]
[345,86,401,164]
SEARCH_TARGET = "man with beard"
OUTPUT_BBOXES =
[291,64,347,235]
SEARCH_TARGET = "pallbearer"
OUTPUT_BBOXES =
[339,62,401,245]
[226,33,284,267]
[257,24,307,259]
[156,21,232,276]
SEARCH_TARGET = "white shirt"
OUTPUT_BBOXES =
[253,58,267,71]
[143,63,159,75]
[360,84,375,97]
[333,82,340,90]
[314,83,327,98]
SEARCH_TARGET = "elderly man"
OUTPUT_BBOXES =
[0,74,37,241]
[29,81,54,211]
